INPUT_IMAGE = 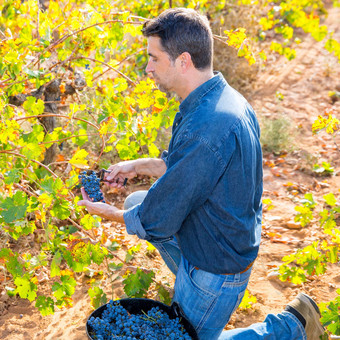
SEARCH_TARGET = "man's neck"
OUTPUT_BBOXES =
[177,69,214,100]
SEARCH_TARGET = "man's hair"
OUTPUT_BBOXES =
[142,8,213,70]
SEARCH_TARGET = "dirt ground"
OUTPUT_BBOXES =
[0,6,340,340]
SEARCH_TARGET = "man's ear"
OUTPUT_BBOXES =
[178,52,192,72]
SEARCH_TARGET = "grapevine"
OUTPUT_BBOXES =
[0,0,339,338]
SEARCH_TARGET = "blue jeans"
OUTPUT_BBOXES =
[124,191,306,340]
[219,312,306,340]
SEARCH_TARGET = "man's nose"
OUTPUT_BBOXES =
[145,60,153,73]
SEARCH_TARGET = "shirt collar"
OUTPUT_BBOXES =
[179,72,226,115]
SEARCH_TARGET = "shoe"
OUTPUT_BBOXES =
[286,293,326,340]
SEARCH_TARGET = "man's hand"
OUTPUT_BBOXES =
[77,188,125,223]
[105,161,138,189]
[104,158,166,188]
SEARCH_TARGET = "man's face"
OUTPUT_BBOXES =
[145,36,179,93]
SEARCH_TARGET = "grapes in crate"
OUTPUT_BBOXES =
[79,171,105,203]
[88,300,192,340]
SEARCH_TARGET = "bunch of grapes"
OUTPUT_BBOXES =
[88,300,192,340]
[78,171,105,202]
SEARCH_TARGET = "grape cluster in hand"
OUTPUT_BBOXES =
[79,171,105,203]
[88,300,192,340]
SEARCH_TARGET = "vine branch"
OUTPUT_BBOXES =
[69,56,136,86]
[0,151,58,178]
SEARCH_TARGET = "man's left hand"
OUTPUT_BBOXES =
[77,188,125,223]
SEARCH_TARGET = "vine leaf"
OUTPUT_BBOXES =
[14,275,37,302]
[88,286,107,309]
[123,268,155,298]
[0,248,24,278]
[35,296,55,316]
[0,191,28,223]
[52,275,77,300]
[69,148,89,168]
[51,252,62,277]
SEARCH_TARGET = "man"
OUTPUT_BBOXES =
[78,8,325,340]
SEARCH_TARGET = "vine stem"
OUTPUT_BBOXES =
[92,47,146,83]
[69,56,136,86]
[13,183,38,198]
[0,151,58,178]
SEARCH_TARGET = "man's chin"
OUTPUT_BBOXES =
[156,83,171,95]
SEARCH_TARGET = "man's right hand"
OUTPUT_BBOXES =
[104,158,166,188]
[105,160,138,188]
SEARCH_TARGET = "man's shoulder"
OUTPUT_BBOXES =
[195,85,254,126]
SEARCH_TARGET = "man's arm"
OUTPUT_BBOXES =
[77,158,167,219]
[105,158,166,188]
[77,188,125,223]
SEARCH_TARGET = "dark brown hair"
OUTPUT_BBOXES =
[142,8,213,70]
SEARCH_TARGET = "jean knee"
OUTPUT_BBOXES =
[124,190,148,209]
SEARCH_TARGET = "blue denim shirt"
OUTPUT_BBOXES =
[124,72,263,274]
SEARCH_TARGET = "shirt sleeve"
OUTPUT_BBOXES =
[160,150,169,167]
[123,135,235,241]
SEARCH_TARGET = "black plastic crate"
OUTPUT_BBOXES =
[86,298,198,340]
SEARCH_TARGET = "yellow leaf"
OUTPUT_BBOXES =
[60,269,74,277]
[69,149,89,168]
[31,276,39,285]
[38,193,53,207]
[113,77,128,93]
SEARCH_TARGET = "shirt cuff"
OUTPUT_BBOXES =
[161,150,168,167]
[123,204,149,240]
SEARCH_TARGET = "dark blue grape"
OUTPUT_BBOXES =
[78,171,105,203]
[88,301,191,340]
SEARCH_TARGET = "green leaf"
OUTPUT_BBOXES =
[22,96,36,110]
[125,243,141,263]
[22,96,45,116]
[51,198,71,220]
[63,250,85,272]
[123,268,155,298]
[21,143,44,160]
[72,129,88,147]
[321,301,340,335]
[0,248,24,278]
[40,177,55,193]
[4,169,21,184]
[35,296,55,316]
[14,275,37,302]
[0,191,28,223]
[52,275,76,299]
[148,143,160,158]
[108,262,123,271]
[89,243,107,265]
[80,214,101,230]
[22,124,45,144]
[51,252,62,277]
[88,287,107,309]
[155,283,171,305]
